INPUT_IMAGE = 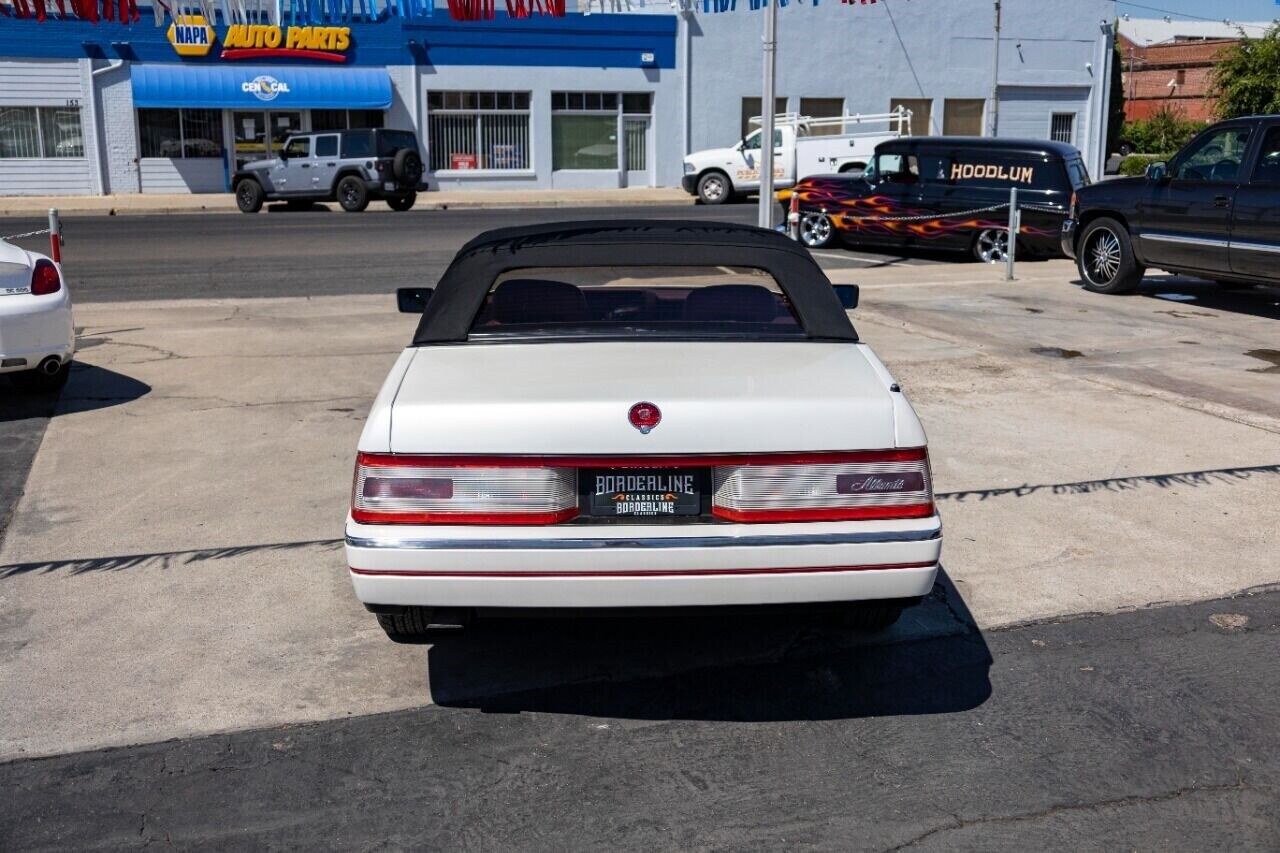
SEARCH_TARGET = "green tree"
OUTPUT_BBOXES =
[1211,25,1280,118]
[1107,40,1126,155]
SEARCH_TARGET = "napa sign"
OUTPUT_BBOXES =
[167,16,215,58]
[168,20,352,63]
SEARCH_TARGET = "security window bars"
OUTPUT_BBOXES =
[0,106,84,158]
[138,108,225,158]
[426,91,531,171]
[1050,113,1076,146]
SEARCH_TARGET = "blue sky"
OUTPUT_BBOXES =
[1116,0,1279,22]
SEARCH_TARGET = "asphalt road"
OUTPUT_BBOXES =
[4,204,943,303]
[2,587,1276,850]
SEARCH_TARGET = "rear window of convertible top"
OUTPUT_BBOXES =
[466,266,808,341]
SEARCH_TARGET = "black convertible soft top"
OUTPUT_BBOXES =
[412,220,859,344]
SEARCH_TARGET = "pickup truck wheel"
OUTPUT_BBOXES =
[235,179,264,213]
[697,171,730,205]
[387,192,416,211]
[839,600,908,632]
[1078,217,1145,294]
[800,213,834,248]
[973,228,1010,263]
[337,176,370,212]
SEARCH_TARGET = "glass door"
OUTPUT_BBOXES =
[232,111,267,171]
[623,116,651,187]
[268,111,302,159]
[232,111,304,171]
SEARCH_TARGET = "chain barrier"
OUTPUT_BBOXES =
[1,228,52,241]
[798,202,1064,224]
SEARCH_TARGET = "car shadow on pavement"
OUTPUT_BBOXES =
[427,568,992,722]
[2,362,149,422]
[1071,274,1280,322]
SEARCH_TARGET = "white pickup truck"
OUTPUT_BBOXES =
[681,109,913,205]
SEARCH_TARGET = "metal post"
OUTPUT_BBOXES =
[48,208,61,265]
[757,0,779,229]
[990,0,1001,137]
[1005,187,1018,281]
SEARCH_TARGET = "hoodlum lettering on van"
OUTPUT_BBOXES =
[950,162,1036,185]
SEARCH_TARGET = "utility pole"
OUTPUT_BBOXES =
[758,0,779,229]
[990,0,1001,137]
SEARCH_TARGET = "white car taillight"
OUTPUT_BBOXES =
[712,448,934,523]
[31,259,61,296]
[351,452,578,525]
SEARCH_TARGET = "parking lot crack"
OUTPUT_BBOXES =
[881,780,1249,851]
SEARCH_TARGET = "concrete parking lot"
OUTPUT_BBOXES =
[1,208,1278,848]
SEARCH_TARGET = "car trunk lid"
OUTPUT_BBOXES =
[386,341,897,455]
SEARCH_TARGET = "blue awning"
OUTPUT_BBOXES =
[131,65,393,110]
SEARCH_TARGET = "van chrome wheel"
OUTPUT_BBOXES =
[800,213,833,248]
[974,228,1010,263]
[1083,228,1122,285]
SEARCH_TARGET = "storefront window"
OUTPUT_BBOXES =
[312,109,385,131]
[0,106,84,158]
[552,115,616,170]
[551,92,652,171]
[426,91,531,171]
[138,109,224,158]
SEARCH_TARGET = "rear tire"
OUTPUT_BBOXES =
[1077,217,1145,294]
[11,359,70,392]
[973,228,1011,263]
[337,176,369,212]
[377,607,435,643]
[375,607,469,642]
[697,171,731,205]
[839,600,908,633]
[387,192,416,212]
[235,179,264,213]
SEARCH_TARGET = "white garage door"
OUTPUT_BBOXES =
[998,86,1091,154]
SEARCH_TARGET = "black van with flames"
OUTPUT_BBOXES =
[782,137,1089,262]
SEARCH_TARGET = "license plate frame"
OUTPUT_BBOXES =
[584,468,704,518]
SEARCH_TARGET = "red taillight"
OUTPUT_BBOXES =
[711,447,934,523]
[31,259,61,296]
[351,452,578,525]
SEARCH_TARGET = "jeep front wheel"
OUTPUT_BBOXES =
[235,179,264,213]
[337,176,369,212]
[1078,217,1145,294]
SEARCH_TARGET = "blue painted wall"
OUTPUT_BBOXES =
[0,12,676,69]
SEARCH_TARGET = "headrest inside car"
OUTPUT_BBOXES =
[684,284,781,323]
[490,279,589,324]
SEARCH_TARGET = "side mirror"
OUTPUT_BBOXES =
[833,284,859,310]
[1145,161,1169,182]
[397,287,433,314]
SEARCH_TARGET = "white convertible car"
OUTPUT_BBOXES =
[0,239,74,391]
[346,221,941,641]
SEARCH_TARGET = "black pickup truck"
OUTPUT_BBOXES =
[1062,115,1280,293]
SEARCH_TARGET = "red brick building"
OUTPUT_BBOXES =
[1118,35,1232,122]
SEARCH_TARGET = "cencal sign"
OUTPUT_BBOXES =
[242,75,291,102]
[167,22,352,63]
